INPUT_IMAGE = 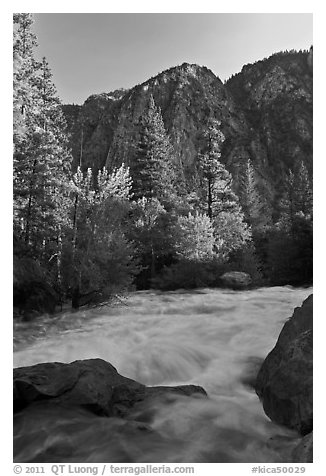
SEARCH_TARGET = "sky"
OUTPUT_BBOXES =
[32,13,313,105]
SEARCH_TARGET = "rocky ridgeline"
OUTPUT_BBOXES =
[226,50,312,183]
[63,49,312,205]
[255,294,313,462]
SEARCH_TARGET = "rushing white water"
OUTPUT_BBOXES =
[14,286,312,463]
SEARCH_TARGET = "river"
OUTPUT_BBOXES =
[13,286,312,463]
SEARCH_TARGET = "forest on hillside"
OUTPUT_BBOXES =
[13,14,313,319]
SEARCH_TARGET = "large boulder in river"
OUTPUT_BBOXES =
[292,432,313,463]
[14,359,142,415]
[14,358,207,416]
[255,294,313,436]
[219,271,252,290]
[14,358,207,462]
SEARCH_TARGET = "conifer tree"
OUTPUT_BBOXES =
[13,14,140,310]
[198,119,251,258]
[127,96,185,282]
[292,161,313,219]
[13,14,72,295]
[198,119,243,217]
[266,161,313,285]
[13,13,38,227]
[238,158,271,231]
[128,197,169,283]
[278,161,313,232]
[131,95,178,205]
[13,56,71,257]
[13,13,38,141]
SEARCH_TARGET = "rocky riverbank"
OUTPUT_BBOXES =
[255,294,313,462]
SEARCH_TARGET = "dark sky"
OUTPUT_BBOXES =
[33,13,312,104]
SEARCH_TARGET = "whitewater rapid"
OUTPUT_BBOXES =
[14,286,312,462]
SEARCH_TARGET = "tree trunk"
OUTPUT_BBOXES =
[150,242,156,281]
[71,285,80,309]
[56,225,63,309]
[207,180,213,219]
[25,158,38,244]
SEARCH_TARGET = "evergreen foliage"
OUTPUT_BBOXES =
[131,95,179,205]
[127,197,177,287]
[13,14,72,280]
[13,13,38,141]
[238,159,271,230]
[197,119,252,258]
[277,161,313,232]
[13,15,313,316]
[265,161,313,285]
[198,119,227,218]
[266,220,312,286]
[152,259,219,290]
[13,14,139,314]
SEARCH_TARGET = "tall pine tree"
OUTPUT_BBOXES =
[198,119,251,258]
[266,161,313,285]
[13,13,38,141]
[131,95,179,205]
[13,14,72,290]
[238,159,271,231]
[278,161,313,232]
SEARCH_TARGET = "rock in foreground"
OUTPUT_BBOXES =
[255,295,313,460]
[14,358,207,462]
[292,432,313,463]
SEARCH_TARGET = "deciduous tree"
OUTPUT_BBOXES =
[175,212,215,261]
[67,165,138,307]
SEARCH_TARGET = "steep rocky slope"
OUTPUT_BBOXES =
[63,48,312,208]
[226,49,313,202]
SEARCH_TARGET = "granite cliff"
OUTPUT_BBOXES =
[63,48,312,211]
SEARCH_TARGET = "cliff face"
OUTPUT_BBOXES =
[226,50,313,200]
[63,49,312,205]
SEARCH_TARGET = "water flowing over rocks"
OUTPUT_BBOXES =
[13,287,313,462]
[14,358,206,462]
[255,295,313,462]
